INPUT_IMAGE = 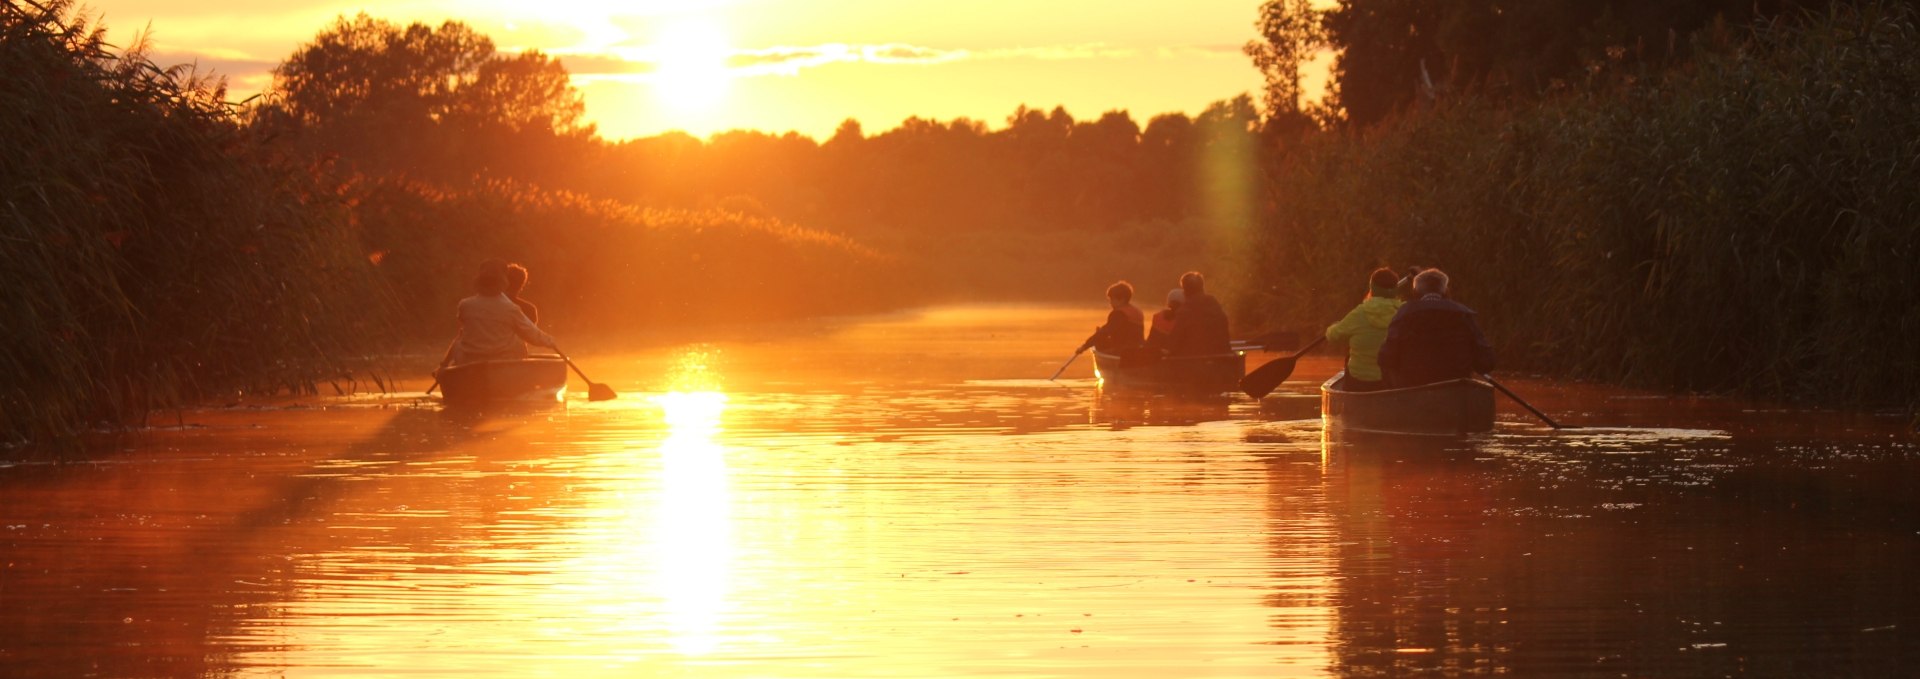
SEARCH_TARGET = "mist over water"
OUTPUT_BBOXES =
[2,305,1914,677]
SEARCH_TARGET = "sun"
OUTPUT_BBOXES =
[649,18,733,113]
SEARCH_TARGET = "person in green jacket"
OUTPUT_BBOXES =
[1326,267,1403,392]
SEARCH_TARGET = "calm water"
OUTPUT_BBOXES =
[2,305,1915,677]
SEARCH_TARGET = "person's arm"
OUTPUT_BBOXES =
[1377,321,1403,381]
[439,303,467,371]
[1326,305,1366,343]
[1079,309,1122,352]
[1469,316,1495,373]
[511,310,557,349]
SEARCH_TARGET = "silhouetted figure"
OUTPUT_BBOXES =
[442,260,555,369]
[504,263,539,325]
[1079,281,1146,355]
[1166,271,1230,356]
[1147,288,1183,352]
[1379,269,1495,387]
[1395,266,1424,302]
[1326,268,1403,392]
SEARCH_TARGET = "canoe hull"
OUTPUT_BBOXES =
[1321,371,1495,436]
[438,357,568,406]
[1092,351,1245,394]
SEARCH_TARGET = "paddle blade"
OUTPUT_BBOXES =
[1238,356,1299,400]
[587,382,618,402]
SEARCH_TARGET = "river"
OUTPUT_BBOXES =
[1,304,1914,677]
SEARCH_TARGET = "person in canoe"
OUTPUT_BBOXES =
[1325,267,1403,392]
[505,262,539,325]
[1077,281,1147,356]
[438,260,558,374]
[1395,266,1424,302]
[1146,288,1183,352]
[1166,271,1230,357]
[1378,268,1495,387]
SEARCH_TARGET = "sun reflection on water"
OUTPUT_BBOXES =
[649,390,733,655]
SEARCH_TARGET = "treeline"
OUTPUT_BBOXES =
[1234,2,1920,405]
[255,14,1265,299]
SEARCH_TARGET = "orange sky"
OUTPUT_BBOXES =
[84,0,1284,140]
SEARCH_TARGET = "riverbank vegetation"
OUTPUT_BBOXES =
[1,1,393,441]
[1234,1,1920,406]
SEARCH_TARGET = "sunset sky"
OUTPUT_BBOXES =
[87,0,1280,140]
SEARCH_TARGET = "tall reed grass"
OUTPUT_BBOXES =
[1232,2,1920,406]
[347,177,905,339]
[1,1,396,444]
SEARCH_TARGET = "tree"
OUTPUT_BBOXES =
[259,13,589,176]
[1253,0,1824,127]
[1244,0,1326,131]
[450,50,586,134]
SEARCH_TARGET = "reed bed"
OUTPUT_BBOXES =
[348,177,905,339]
[1,1,395,445]
[1233,2,1920,406]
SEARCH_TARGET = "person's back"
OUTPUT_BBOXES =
[1167,272,1230,356]
[450,263,555,365]
[1080,281,1147,355]
[1326,268,1402,389]
[1379,269,1494,387]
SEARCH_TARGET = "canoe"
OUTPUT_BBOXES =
[1092,350,1246,393]
[437,357,568,406]
[1321,370,1495,436]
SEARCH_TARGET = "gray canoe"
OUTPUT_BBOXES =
[1321,370,1495,436]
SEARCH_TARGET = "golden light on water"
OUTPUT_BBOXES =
[649,389,734,655]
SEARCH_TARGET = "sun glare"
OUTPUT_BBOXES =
[648,18,734,112]
[650,389,734,654]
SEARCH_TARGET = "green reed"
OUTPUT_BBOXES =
[1,1,396,445]
[1231,2,1920,406]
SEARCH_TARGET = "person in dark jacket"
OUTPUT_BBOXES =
[1166,271,1230,356]
[504,263,539,324]
[1078,281,1146,354]
[1378,268,1495,387]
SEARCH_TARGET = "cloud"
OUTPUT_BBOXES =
[559,53,656,75]
[562,40,1183,82]
[147,50,278,91]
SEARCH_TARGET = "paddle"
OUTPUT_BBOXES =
[426,339,457,396]
[1239,336,1327,399]
[1048,349,1086,381]
[1482,374,1575,429]
[556,348,618,401]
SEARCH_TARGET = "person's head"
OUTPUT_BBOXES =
[1106,281,1134,307]
[1368,267,1398,298]
[1413,268,1450,297]
[1179,271,1205,297]
[505,263,530,296]
[1395,266,1424,301]
[474,259,508,296]
[1165,288,1185,309]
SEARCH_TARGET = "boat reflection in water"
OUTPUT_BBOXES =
[1087,388,1233,429]
[1313,428,1499,673]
